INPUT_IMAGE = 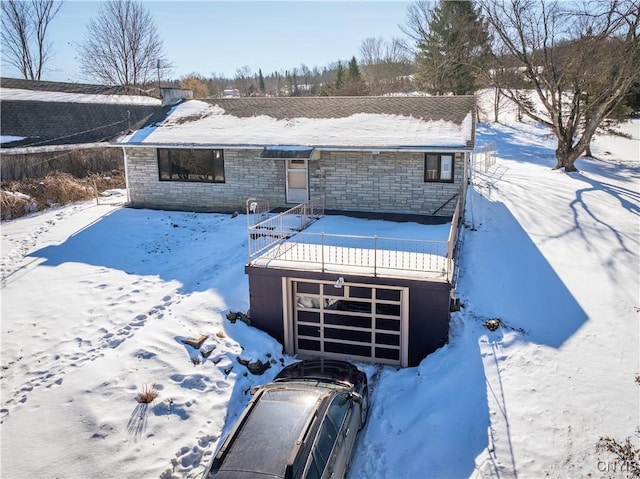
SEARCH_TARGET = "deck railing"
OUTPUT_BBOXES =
[247,199,324,259]
[473,141,497,173]
[248,198,462,282]
[257,232,451,278]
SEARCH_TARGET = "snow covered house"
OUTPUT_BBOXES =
[118,95,476,367]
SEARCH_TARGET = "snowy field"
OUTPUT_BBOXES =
[1,105,638,478]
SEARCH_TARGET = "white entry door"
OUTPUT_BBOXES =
[286,159,308,203]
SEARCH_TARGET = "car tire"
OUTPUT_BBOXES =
[359,386,369,429]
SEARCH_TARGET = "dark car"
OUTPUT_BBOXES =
[203,359,369,479]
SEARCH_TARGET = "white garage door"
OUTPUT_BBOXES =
[288,279,408,366]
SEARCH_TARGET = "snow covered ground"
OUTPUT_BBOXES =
[1,106,638,478]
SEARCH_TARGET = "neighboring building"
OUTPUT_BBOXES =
[0,77,164,181]
[0,77,161,149]
[118,95,476,367]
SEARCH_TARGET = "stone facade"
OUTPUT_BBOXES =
[310,150,466,216]
[126,147,285,212]
[125,147,467,216]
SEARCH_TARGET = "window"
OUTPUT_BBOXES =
[307,395,349,479]
[158,148,224,183]
[424,153,454,182]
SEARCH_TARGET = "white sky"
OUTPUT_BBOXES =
[0,1,412,83]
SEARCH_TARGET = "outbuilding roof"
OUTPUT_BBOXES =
[119,95,477,150]
[0,77,161,149]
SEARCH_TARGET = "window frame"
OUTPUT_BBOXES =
[424,153,455,183]
[157,148,225,183]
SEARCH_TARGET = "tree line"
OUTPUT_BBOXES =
[2,0,639,172]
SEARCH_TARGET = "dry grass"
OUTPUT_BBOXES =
[1,169,126,221]
[215,331,226,339]
[135,384,160,404]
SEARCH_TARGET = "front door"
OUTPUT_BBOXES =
[286,159,308,203]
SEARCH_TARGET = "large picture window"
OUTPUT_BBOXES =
[158,148,225,183]
[424,153,454,182]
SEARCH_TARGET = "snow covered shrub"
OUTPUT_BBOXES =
[0,170,126,220]
[1,190,37,220]
[136,384,160,404]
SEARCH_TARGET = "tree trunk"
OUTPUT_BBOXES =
[554,141,581,172]
[584,142,593,158]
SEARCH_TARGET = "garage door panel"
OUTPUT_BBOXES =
[376,318,401,331]
[323,284,346,297]
[325,328,371,343]
[299,338,321,351]
[375,347,400,361]
[325,342,372,357]
[292,280,406,366]
[324,314,371,329]
[349,287,372,299]
[297,282,320,294]
[325,299,371,313]
[376,289,401,301]
[298,310,320,323]
[298,324,321,337]
[376,303,400,316]
[375,332,401,346]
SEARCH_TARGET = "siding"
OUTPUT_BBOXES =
[310,150,464,216]
[245,265,451,367]
[126,148,285,212]
[125,147,466,216]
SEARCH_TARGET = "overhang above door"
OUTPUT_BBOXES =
[260,146,320,160]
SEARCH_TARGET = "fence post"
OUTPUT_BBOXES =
[321,233,325,272]
[373,235,377,277]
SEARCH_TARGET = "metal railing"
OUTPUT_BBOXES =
[257,232,451,278]
[247,199,324,259]
[248,198,462,282]
[473,141,497,173]
[245,198,271,227]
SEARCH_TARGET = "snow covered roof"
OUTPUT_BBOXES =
[0,77,161,149]
[119,96,476,150]
[0,77,159,99]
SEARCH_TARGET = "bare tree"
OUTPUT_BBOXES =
[233,65,254,96]
[77,0,169,90]
[359,36,414,94]
[1,0,62,80]
[481,0,640,171]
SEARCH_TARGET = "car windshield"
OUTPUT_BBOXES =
[217,389,321,478]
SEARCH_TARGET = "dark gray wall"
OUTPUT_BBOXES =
[245,266,451,367]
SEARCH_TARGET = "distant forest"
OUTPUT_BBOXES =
[165,37,418,98]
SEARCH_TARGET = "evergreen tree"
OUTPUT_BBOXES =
[258,68,265,94]
[344,56,369,95]
[408,0,490,95]
[333,62,345,93]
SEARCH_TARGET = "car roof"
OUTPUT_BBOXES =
[275,359,365,388]
[210,387,329,478]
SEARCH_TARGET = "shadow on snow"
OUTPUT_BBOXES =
[25,208,248,295]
